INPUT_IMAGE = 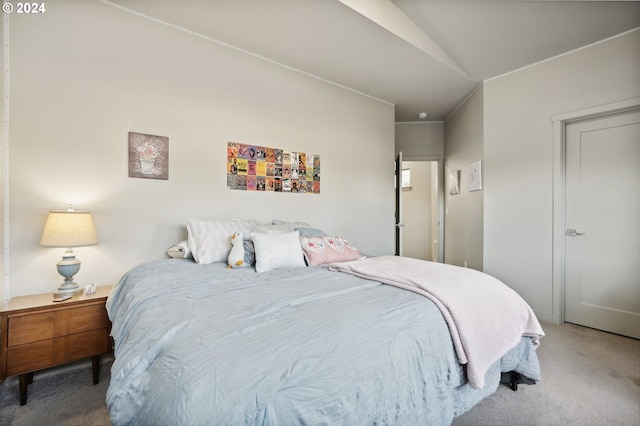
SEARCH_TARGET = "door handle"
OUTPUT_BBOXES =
[566,228,586,236]
[396,223,406,228]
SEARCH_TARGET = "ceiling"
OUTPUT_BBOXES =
[107,0,640,122]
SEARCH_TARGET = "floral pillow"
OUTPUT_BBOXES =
[300,236,363,266]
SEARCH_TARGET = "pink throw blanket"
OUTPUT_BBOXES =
[330,256,544,389]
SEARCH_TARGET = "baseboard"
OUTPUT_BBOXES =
[534,310,554,324]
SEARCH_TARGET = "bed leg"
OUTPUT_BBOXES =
[510,371,518,391]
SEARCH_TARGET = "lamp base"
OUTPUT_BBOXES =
[54,250,83,298]
[54,286,83,298]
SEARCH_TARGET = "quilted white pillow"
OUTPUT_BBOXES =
[187,218,260,264]
[252,231,306,273]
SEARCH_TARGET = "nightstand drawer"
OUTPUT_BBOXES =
[7,312,55,346]
[6,328,109,376]
[8,304,109,346]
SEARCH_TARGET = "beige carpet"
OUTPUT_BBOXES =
[0,357,112,426]
[1,321,638,425]
[453,321,640,425]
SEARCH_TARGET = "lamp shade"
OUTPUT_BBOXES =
[40,210,99,248]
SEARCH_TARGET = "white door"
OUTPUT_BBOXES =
[565,109,640,339]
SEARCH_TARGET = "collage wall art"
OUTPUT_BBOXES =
[227,142,320,194]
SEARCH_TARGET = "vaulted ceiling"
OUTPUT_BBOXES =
[107,0,640,122]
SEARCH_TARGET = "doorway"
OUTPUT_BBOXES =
[564,109,640,338]
[552,99,640,338]
[395,155,443,262]
[401,160,439,260]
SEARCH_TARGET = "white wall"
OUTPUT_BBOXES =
[2,2,395,299]
[444,86,484,270]
[483,29,640,322]
[395,122,443,159]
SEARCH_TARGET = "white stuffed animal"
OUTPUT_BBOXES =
[228,231,249,268]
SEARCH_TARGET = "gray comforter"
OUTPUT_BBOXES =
[106,259,541,425]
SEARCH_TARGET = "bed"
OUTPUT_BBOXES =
[106,219,544,425]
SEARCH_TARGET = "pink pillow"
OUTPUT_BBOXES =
[300,236,363,266]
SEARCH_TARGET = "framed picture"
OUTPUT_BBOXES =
[449,170,460,195]
[128,132,169,180]
[469,161,482,191]
[402,168,411,190]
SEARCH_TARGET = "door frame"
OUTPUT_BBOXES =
[395,152,403,256]
[551,97,640,324]
[395,154,445,262]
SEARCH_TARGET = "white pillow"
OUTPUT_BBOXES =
[187,218,260,264]
[166,240,192,259]
[252,231,306,273]
[250,223,295,234]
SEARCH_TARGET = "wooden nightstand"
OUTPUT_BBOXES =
[0,286,112,405]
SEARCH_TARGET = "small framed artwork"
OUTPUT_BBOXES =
[129,132,169,180]
[449,170,460,195]
[402,168,411,190]
[469,161,482,191]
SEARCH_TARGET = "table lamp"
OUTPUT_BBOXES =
[40,206,98,297]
